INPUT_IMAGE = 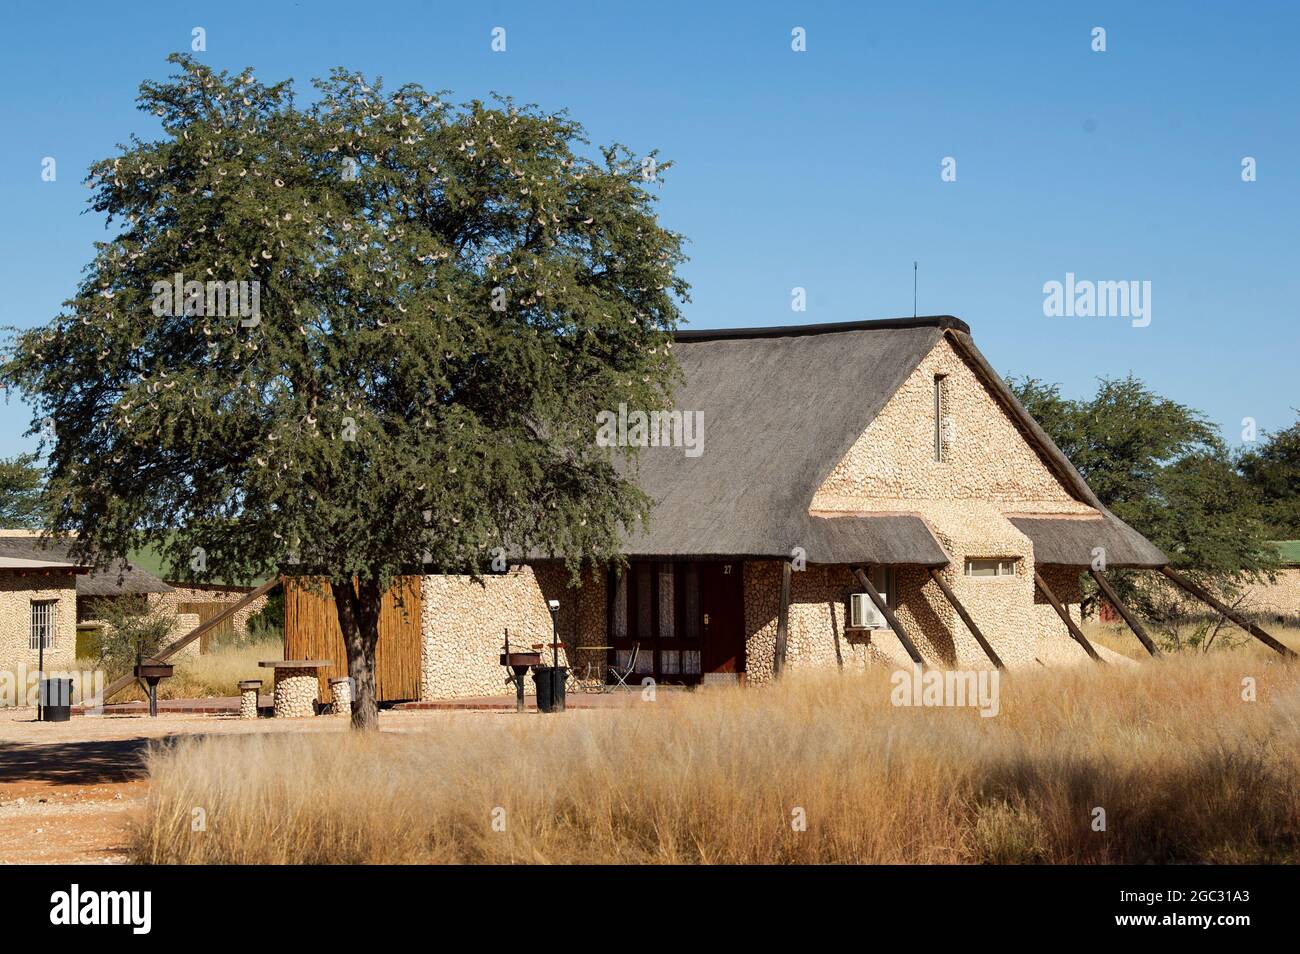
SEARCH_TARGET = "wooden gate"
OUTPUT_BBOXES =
[283,577,422,702]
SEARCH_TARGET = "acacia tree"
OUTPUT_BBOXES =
[1009,374,1277,631]
[3,55,687,727]
[1239,416,1300,538]
[0,454,44,528]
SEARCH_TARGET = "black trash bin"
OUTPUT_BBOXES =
[40,678,74,723]
[532,666,568,713]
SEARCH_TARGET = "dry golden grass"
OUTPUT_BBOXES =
[1083,619,1300,662]
[132,651,1300,864]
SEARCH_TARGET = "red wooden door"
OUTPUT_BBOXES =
[700,561,745,674]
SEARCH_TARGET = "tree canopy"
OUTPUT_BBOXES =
[1009,373,1283,632]
[1239,418,1300,539]
[2,55,688,725]
[0,453,45,529]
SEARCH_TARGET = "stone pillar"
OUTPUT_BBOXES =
[237,680,262,720]
[272,668,319,718]
[329,676,353,717]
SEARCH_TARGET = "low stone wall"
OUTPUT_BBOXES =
[167,613,203,660]
[1234,568,1300,623]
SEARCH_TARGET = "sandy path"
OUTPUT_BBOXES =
[0,707,538,864]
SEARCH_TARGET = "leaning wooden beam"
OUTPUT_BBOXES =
[95,575,284,705]
[927,567,1004,669]
[1158,566,1297,660]
[773,560,792,677]
[1089,568,1162,658]
[1033,570,1103,663]
[853,567,925,665]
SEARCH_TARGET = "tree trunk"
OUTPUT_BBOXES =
[331,576,384,730]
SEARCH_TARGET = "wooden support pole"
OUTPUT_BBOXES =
[927,567,1004,669]
[96,575,283,705]
[1033,570,1103,663]
[773,560,791,677]
[1089,568,1163,658]
[853,567,925,665]
[1158,566,1297,660]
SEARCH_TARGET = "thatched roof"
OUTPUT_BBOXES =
[616,315,1166,568]
[1008,516,1166,569]
[0,538,172,595]
[619,317,956,560]
[77,561,175,597]
[804,514,948,566]
[0,539,88,573]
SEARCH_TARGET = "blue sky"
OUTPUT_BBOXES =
[1,0,1296,456]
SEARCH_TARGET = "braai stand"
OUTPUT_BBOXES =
[500,631,541,713]
[133,655,175,718]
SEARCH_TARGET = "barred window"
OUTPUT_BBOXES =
[30,600,56,650]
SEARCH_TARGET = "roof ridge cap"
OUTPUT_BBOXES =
[674,315,969,342]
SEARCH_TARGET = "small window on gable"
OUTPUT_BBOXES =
[933,374,947,462]
[964,559,1017,578]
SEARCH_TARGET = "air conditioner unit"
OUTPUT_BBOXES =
[849,592,886,629]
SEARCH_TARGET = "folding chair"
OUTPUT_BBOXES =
[608,643,640,692]
[560,642,605,694]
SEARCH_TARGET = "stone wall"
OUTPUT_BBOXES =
[815,336,1094,513]
[419,565,606,700]
[0,570,78,706]
[167,612,203,660]
[148,585,270,639]
[1240,568,1300,622]
[801,335,1097,671]
[743,562,917,686]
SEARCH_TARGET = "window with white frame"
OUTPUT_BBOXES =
[30,600,56,650]
[964,559,1017,578]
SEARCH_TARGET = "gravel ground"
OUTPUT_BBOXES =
[0,706,543,863]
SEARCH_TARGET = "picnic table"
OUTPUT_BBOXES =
[259,660,332,718]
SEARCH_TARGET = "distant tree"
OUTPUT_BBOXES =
[1,55,688,728]
[94,595,177,679]
[1009,374,1276,628]
[243,589,285,642]
[0,453,44,528]
[1238,416,1300,539]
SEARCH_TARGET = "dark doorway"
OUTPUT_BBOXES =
[700,561,745,674]
[609,560,746,683]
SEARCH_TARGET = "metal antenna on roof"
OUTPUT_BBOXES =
[913,261,918,317]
